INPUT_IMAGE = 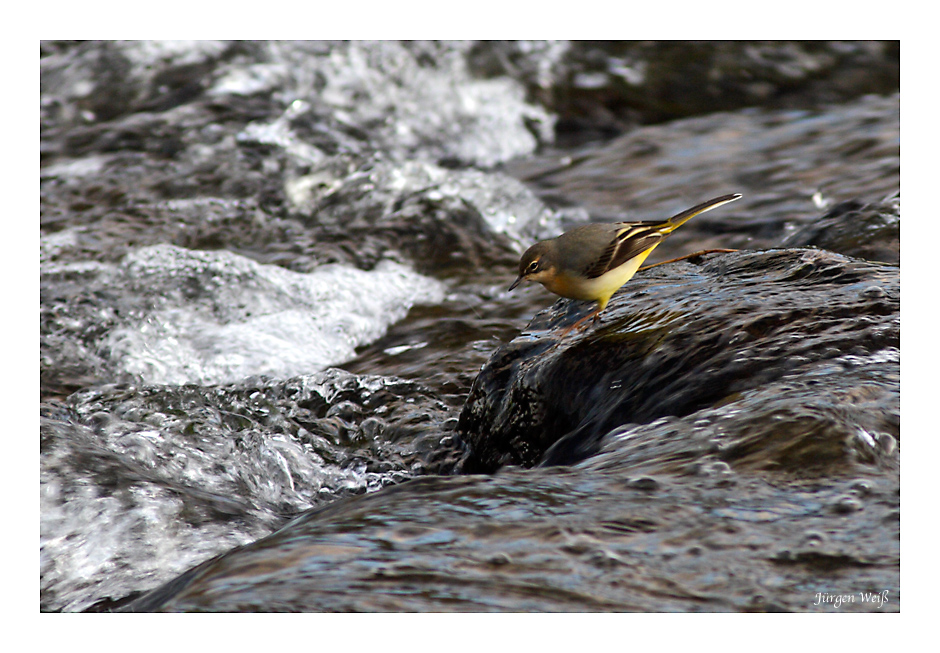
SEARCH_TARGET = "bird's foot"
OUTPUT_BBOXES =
[558,308,601,338]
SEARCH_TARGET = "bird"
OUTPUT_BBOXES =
[508,193,742,332]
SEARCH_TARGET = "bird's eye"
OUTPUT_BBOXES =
[526,260,540,274]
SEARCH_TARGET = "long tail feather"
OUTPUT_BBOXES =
[665,193,742,231]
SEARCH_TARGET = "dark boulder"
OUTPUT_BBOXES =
[458,248,899,472]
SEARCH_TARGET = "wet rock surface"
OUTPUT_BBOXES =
[459,249,899,471]
[124,469,898,612]
[40,41,899,612]
[471,41,899,143]
[41,369,465,612]
[122,246,899,612]
[784,196,900,265]
[503,93,899,241]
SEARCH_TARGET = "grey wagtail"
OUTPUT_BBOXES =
[508,193,742,331]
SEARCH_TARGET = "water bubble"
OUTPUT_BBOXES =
[626,476,660,491]
[861,286,887,298]
[830,495,863,514]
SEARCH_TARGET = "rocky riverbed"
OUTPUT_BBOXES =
[40,40,899,612]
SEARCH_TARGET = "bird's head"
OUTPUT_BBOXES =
[508,241,556,291]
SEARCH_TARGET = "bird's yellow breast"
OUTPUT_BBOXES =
[542,245,657,310]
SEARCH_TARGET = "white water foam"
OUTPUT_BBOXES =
[106,244,445,385]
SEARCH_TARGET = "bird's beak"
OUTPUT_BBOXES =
[508,275,523,292]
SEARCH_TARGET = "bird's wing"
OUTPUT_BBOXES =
[582,223,666,279]
[581,194,742,279]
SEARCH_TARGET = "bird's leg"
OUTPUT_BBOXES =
[639,248,737,271]
[558,306,602,337]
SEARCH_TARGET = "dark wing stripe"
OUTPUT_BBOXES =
[607,230,663,274]
[582,236,618,280]
[582,224,665,279]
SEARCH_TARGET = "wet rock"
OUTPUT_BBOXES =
[287,160,557,278]
[39,42,901,613]
[504,94,900,262]
[40,42,559,284]
[122,470,898,612]
[41,41,554,169]
[40,40,233,127]
[783,195,899,265]
[458,249,899,472]
[41,369,464,612]
[472,41,899,141]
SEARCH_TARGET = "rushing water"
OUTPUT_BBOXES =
[40,41,899,612]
